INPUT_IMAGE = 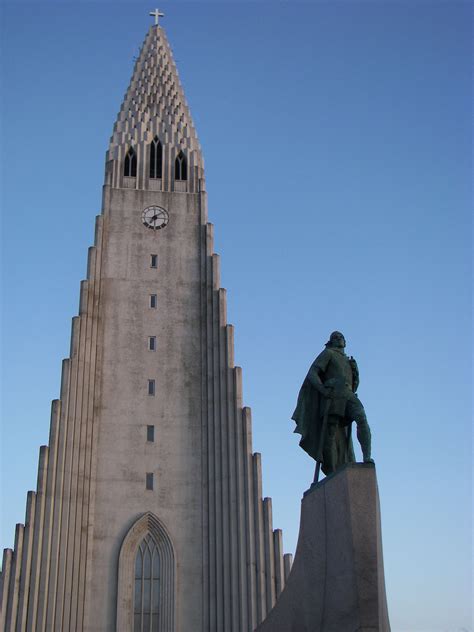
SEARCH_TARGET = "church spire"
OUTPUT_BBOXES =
[105,20,204,192]
[1,16,291,632]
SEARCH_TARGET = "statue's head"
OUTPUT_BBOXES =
[326,331,346,349]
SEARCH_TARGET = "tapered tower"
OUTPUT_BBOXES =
[1,16,291,632]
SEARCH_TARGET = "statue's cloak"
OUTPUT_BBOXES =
[292,376,355,475]
[292,377,323,462]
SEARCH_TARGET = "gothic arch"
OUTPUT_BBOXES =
[174,150,187,181]
[116,512,176,631]
[124,146,137,177]
[150,136,163,179]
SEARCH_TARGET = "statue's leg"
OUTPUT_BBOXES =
[324,420,338,473]
[347,398,373,462]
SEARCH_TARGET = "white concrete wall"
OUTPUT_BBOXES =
[87,186,204,631]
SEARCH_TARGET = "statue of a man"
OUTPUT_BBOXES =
[292,331,373,475]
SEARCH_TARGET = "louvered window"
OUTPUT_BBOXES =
[149,137,163,179]
[174,151,187,181]
[124,147,137,177]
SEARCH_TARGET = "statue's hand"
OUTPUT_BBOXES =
[322,387,334,399]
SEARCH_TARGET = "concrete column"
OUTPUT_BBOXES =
[211,257,224,632]
[53,316,81,630]
[44,360,71,632]
[0,549,13,630]
[233,367,248,632]
[77,239,102,629]
[283,554,293,583]
[252,453,266,624]
[15,492,36,631]
[25,446,48,632]
[224,320,241,632]
[217,288,231,632]
[82,218,105,625]
[200,222,210,632]
[204,229,216,632]
[68,273,94,630]
[212,254,220,291]
[262,498,276,613]
[5,524,24,632]
[273,529,285,598]
[164,144,171,192]
[114,145,123,189]
[205,223,214,256]
[74,280,94,629]
[62,300,89,631]
[189,150,195,193]
[93,215,103,251]
[137,139,145,190]
[242,408,257,631]
[35,400,61,632]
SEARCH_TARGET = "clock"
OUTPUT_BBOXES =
[142,206,169,230]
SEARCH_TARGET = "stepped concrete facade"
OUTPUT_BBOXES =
[0,22,291,632]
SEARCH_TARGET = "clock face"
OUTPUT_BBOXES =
[142,206,169,230]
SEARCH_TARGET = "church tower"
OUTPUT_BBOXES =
[1,15,291,632]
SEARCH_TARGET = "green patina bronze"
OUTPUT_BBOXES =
[292,331,373,476]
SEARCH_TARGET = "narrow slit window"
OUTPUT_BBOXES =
[146,473,154,490]
[149,294,157,309]
[150,254,158,268]
[175,151,187,181]
[147,425,155,442]
[149,336,156,351]
[148,380,155,396]
[124,147,137,177]
[149,136,163,179]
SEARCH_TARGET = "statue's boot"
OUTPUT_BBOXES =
[356,420,374,463]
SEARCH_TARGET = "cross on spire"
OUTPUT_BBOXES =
[149,8,164,25]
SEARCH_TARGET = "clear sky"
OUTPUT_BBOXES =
[1,2,472,631]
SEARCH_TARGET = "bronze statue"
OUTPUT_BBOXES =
[292,331,373,479]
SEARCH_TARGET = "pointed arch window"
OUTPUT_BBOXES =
[174,151,187,181]
[149,137,163,179]
[134,534,160,632]
[117,513,175,630]
[124,147,137,177]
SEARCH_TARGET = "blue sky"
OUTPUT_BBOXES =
[1,2,472,631]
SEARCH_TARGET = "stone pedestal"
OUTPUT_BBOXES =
[256,463,391,632]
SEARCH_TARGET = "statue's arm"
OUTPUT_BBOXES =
[349,356,360,392]
[306,350,331,396]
